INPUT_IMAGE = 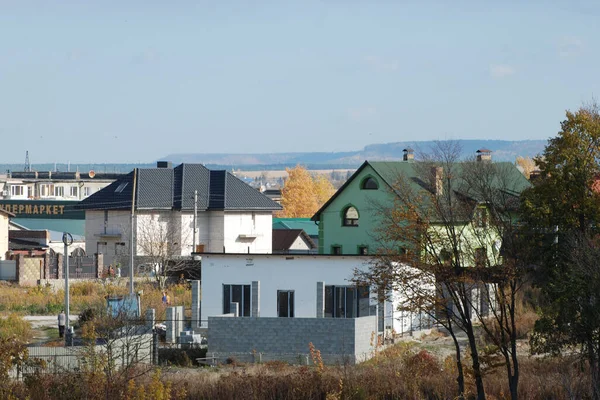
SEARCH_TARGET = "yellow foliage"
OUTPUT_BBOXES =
[279,166,335,218]
[313,174,335,205]
[515,156,536,179]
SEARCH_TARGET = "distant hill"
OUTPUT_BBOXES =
[162,140,547,169]
[0,140,547,174]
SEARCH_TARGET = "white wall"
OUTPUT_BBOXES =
[0,213,8,259]
[85,210,130,266]
[223,212,272,253]
[201,254,402,332]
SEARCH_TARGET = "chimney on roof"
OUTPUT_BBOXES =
[156,161,172,169]
[430,167,443,196]
[476,149,492,162]
[403,148,414,162]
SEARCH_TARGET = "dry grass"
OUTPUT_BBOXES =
[0,280,191,317]
[5,339,593,399]
[0,313,33,341]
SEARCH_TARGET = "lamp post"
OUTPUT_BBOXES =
[63,232,73,345]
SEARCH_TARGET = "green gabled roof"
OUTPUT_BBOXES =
[273,218,319,237]
[311,160,531,221]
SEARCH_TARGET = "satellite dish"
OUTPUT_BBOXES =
[89,170,96,178]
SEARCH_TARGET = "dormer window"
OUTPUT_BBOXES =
[115,182,129,193]
[343,206,359,226]
[361,177,379,190]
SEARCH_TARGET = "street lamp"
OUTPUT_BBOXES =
[63,232,73,345]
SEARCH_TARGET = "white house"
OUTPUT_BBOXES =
[199,253,427,336]
[77,163,282,267]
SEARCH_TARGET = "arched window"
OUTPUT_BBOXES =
[343,206,359,226]
[361,177,379,190]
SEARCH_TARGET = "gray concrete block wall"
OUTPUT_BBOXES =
[251,281,260,317]
[208,316,374,364]
[191,280,201,329]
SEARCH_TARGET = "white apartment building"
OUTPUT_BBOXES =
[0,170,122,201]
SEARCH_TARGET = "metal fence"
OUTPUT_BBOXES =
[0,260,16,280]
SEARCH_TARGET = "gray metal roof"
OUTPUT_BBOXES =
[77,164,281,212]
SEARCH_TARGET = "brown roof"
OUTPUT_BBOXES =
[272,229,316,251]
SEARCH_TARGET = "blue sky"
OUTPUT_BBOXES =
[1,1,598,163]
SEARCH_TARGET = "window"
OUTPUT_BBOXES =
[11,185,24,196]
[277,290,295,317]
[475,248,487,267]
[40,184,53,197]
[115,182,129,193]
[474,207,488,228]
[324,285,372,318]
[115,242,126,255]
[361,177,378,190]
[358,246,368,255]
[83,187,92,197]
[343,206,359,226]
[440,249,452,264]
[331,245,342,255]
[223,284,251,316]
[54,186,64,197]
[70,186,79,197]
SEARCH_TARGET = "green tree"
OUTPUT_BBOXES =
[522,103,600,399]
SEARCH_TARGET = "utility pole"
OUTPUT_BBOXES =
[129,169,137,295]
[62,232,73,345]
[193,190,198,253]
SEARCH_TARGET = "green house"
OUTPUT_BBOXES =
[311,153,530,256]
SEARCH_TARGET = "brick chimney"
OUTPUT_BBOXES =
[430,167,443,196]
[476,149,492,162]
[403,148,414,162]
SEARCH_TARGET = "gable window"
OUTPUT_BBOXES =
[361,177,379,190]
[324,285,372,318]
[277,290,295,317]
[223,284,251,316]
[343,206,359,226]
[331,245,342,255]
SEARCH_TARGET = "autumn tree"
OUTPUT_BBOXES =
[278,166,334,218]
[357,141,531,400]
[313,174,336,205]
[522,102,600,399]
[515,156,536,179]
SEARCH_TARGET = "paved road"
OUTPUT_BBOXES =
[23,315,78,329]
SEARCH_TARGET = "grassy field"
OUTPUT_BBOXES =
[0,280,191,319]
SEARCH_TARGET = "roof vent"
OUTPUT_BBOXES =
[156,161,172,169]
